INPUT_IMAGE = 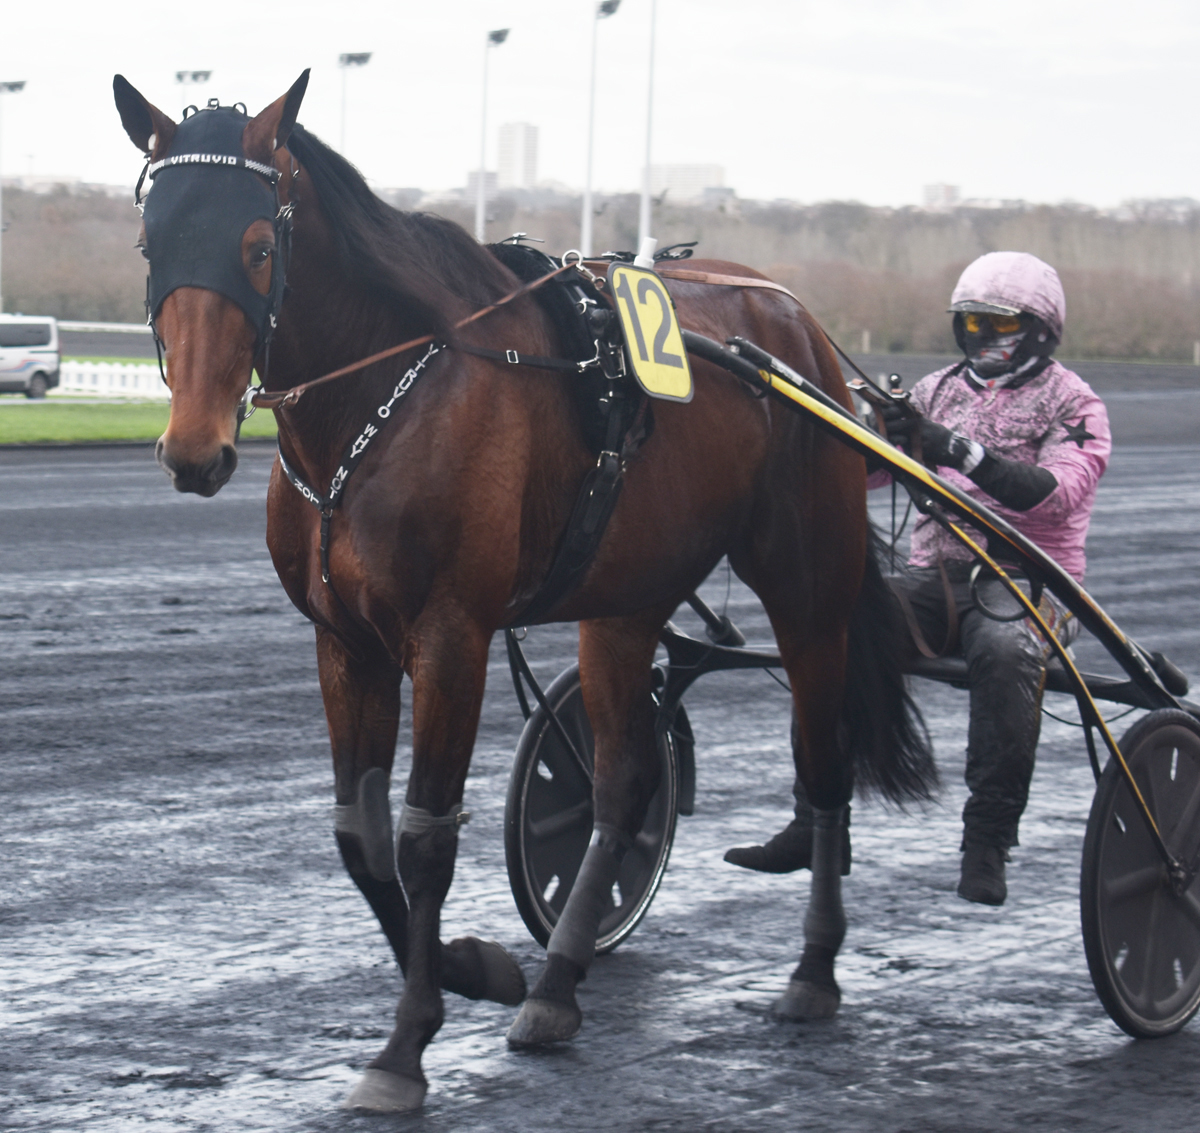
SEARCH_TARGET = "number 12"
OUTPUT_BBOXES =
[614,272,684,369]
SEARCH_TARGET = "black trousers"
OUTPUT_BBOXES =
[892,562,1048,849]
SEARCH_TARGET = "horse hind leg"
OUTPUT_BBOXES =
[508,608,669,1047]
[763,619,854,1022]
[773,802,848,1020]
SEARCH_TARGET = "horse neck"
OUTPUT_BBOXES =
[266,211,456,467]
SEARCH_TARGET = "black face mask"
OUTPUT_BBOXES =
[141,106,286,350]
[952,312,1058,379]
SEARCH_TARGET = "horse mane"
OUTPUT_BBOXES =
[285,125,515,334]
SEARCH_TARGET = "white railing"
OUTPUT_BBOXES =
[57,360,170,400]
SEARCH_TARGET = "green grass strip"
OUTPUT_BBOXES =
[0,401,277,444]
[61,356,162,366]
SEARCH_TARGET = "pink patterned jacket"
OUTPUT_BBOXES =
[870,360,1111,581]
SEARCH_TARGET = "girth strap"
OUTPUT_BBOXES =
[505,393,651,628]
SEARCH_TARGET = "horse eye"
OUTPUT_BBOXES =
[136,243,150,262]
[252,246,274,267]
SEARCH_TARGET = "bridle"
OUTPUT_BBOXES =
[135,121,296,396]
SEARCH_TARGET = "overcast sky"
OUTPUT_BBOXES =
[1,0,1197,207]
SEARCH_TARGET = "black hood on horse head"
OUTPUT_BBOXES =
[143,106,281,343]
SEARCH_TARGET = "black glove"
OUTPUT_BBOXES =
[875,403,974,470]
[914,419,977,470]
[873,399,1058,509]
[874,398,910,447]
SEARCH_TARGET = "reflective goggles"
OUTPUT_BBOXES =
[962,312,1023,336]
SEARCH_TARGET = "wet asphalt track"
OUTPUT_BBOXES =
[2,418,1200,1131]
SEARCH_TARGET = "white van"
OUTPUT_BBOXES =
[0,315,60,398]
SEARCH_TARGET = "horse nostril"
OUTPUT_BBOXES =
[215,444,239,481]
[155,436,168,469]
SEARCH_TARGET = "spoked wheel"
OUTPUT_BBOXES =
[1081,708,1200,1037]
[504,663,683,954]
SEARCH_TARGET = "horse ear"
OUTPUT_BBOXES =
[243,70,310,163]
[113,75,176,158]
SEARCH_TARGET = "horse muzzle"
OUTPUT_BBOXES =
[156,436,239,496]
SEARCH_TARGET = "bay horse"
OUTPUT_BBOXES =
[112,71,933,1113]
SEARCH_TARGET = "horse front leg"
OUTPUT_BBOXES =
[317,629,412,967]
[345,616,521,1113]
[318,627,524,1025]
[508,610,667,1047]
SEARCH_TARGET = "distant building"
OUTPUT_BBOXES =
[466,170,499,202]
[497,123,538,190]
[923,183,961,211]
[649,164,725,203]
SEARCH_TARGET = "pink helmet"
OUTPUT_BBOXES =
[948,251,1065,342]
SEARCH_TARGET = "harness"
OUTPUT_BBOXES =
[266,257,897,628]
[267,247,647,626]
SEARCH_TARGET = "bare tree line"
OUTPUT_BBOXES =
[5,185,1200,360]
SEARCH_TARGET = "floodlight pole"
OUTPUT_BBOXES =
[0,80,28,314]
[476,29,509,243]
[581,1,621,258]
[338,53,372,154]
[637,0,658,249]
[175,70,212,115]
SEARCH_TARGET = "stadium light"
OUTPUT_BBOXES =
[338,53,373,154]
[581,1,621,257]
[637,0,658,251]
[0,80,27,314]
[475,29,510,242]
[175,70,212,114]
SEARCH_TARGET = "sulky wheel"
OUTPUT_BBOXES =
[1081,708,1200,1037]
[504,663,682,955]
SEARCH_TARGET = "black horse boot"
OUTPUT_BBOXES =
[724,784,851,875]
[958,842,1008,905]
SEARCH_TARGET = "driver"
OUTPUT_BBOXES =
[726,251,1111,905]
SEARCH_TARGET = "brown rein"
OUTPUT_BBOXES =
[655,268,802,305]
[250,260,578,410]
[249,258,868,412]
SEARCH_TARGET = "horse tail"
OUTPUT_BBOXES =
[843,525,938,803]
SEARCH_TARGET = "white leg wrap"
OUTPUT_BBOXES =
[546,825,628,971]
[804,808,847,952]
[333,767,396,882]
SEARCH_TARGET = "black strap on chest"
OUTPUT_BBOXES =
[278,342,443,582]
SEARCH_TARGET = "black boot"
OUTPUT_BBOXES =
[724,805,851,875]
[957,843,1008,905]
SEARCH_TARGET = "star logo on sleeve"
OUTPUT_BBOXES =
[1062,418,1095,448]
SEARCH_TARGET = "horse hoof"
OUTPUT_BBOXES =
[771,979,840,1021]
[506,997,582,1047]
[342,1069,427,1113]
[470,938,528,1005]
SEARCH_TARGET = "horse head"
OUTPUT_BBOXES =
[113,71,309,495]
